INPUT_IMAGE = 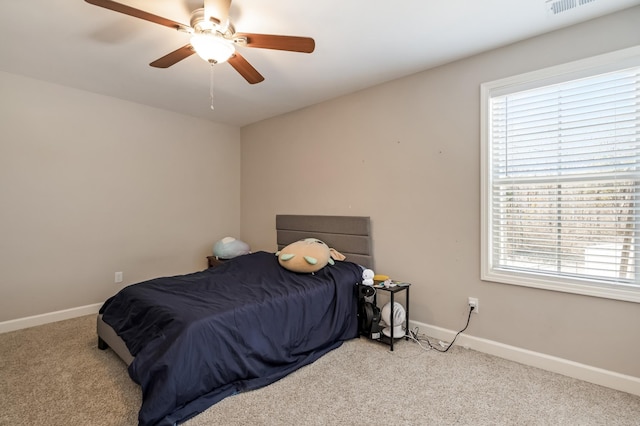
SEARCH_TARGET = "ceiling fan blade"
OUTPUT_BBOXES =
[204,0,231,24]
[84,0,189,31]
[227,53,265,84]
[150,45,195,68]
[235,33,315,53]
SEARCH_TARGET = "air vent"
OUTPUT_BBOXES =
[549,0,576,14]
[546,0,596,15]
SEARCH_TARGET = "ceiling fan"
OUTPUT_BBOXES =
[84,0,315,84]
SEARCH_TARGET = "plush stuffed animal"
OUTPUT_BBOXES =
[276,238,345,273]
[362,269,375,286]
[213,237,250,259]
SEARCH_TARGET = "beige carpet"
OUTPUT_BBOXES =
[1,315,639,425]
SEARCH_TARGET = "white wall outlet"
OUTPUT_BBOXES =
[468,297,479,313]
[115,271,123,283]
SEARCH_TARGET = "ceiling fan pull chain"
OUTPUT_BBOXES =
[209,62,215,110]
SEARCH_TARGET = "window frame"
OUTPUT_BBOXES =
[480,45,640,303]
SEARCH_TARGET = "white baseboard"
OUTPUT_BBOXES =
[409,319,640,397]
[0,303,102,334]
[3,306,638,396]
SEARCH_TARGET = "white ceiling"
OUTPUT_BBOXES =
[1,0,638,127]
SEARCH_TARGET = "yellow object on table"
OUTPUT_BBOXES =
[373,274,389,285]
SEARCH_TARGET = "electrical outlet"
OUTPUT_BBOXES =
[115,271,123,283]
[468,297,479,313]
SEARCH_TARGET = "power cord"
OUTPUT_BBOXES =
[410,305,474,353]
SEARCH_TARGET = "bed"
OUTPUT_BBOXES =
[97,215,373,426]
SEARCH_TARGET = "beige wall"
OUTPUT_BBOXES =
[0,71,241,322]
[241,7,640,377]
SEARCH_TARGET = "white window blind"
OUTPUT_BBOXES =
[482,47,640,302]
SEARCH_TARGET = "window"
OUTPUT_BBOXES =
[481,46,640,303]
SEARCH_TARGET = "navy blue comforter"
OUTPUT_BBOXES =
[100,251,362,426]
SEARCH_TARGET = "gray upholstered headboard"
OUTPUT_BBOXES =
[276,215,373,269]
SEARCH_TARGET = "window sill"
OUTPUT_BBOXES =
[481,268,640,304]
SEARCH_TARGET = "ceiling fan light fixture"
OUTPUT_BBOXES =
[190,32,235,64]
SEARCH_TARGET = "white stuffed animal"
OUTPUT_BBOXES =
[362,269,375,286]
